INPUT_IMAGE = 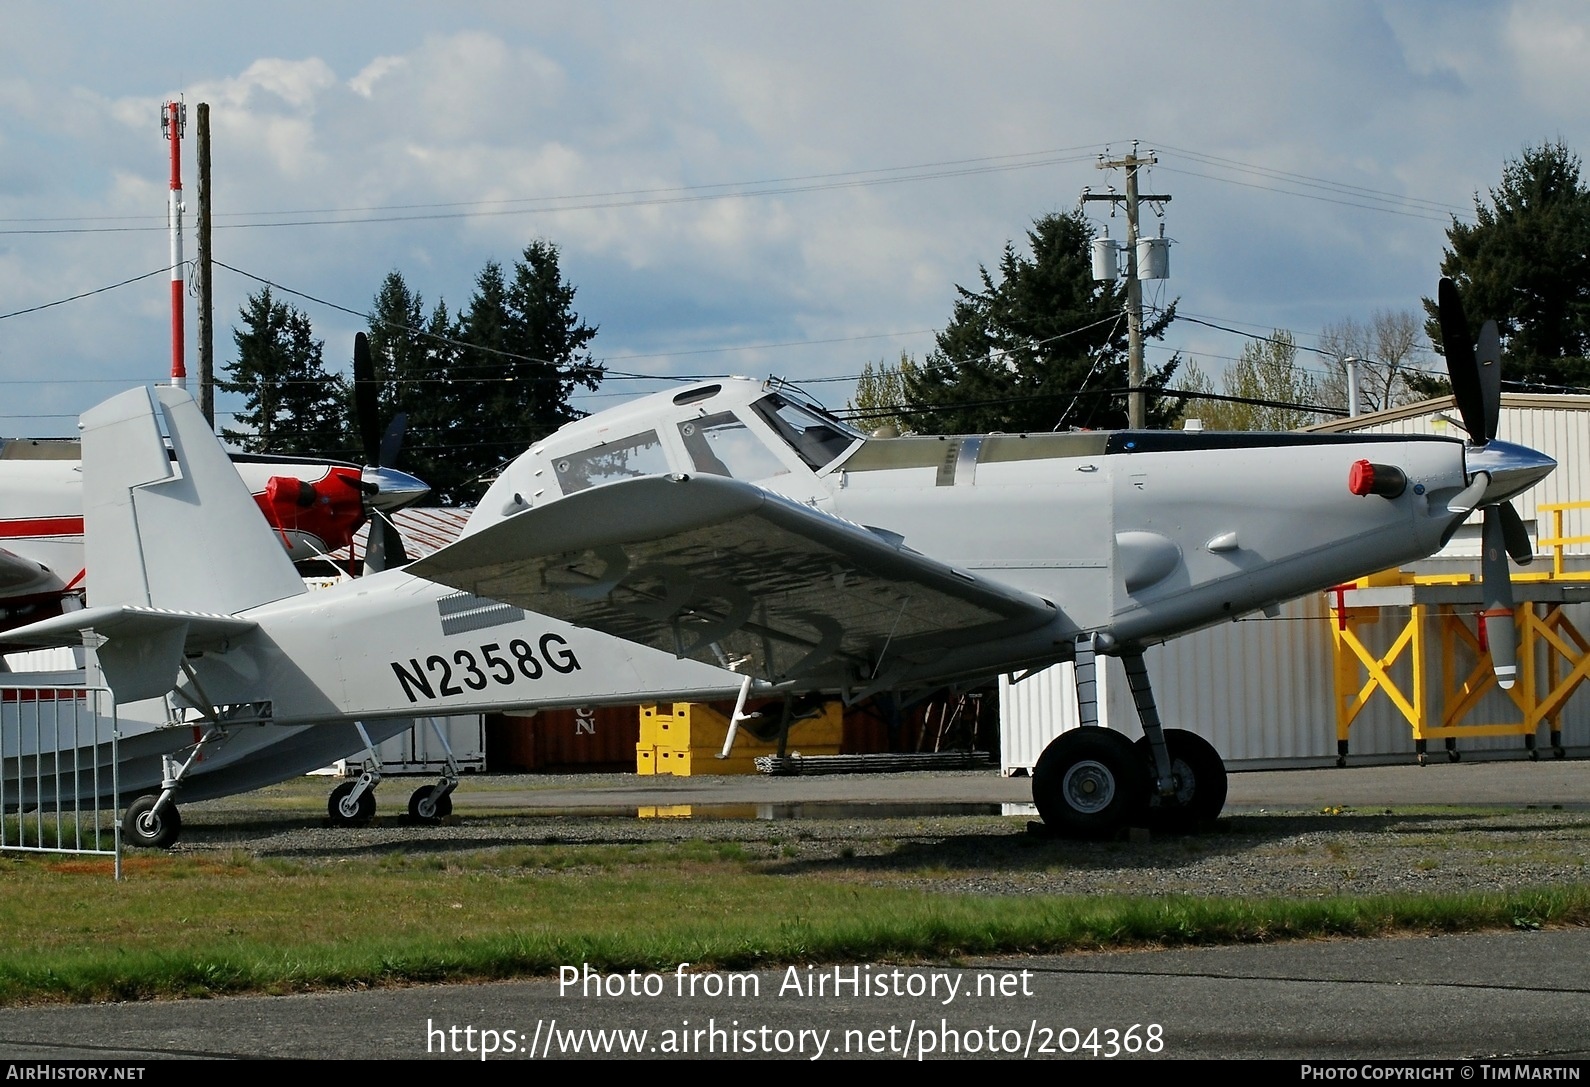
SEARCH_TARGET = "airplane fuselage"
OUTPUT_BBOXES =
[460,379,1477,691]
[191,570,758,726]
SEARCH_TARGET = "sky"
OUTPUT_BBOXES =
[2,0,1588,442]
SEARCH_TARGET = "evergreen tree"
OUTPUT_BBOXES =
[366,271,428,425]
[903,211,1179,433]
[1425,141,1590,390]
[220,288,345,454]
[446,241,601,504]
[363,272,456,500]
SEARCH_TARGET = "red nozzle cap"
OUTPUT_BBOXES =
[1347,459,1406,498]
[1348,460,1376,496]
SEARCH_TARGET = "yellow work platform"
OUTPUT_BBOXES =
[1328,500,1590,764]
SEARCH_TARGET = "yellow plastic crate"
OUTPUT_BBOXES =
[637,701,846,775]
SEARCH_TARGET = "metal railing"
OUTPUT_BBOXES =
[1536,499,1590,579]
[0,680,120,878]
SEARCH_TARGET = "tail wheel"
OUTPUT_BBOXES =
[328,781,376,827]
[1136,729,1227,832]
[125,794,182,849]
[1032,728,1146,839]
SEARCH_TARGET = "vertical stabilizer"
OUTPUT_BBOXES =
[81,387,306,614]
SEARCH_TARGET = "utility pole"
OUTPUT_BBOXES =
[1081,142,1171,428]
[196,103,214,427]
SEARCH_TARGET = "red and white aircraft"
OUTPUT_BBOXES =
[0,435,427,632]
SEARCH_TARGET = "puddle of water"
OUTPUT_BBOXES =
[636,801,1009,820]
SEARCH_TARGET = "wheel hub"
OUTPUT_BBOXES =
[1061,759,1116,814]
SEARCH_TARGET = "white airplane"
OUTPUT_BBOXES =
[0,435,431,832]
[0,333,430,826]
[1,282,1554,847]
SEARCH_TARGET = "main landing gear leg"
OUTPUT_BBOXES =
[329,722,382,827]
[1031,636,1146,839]
[1030,640,1228,839]
[123,726,226,849]
[1123,650,1227,833]
[408,718,461,824]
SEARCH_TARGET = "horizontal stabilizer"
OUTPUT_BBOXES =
[411,474,1056,686]
[0,605,257,702]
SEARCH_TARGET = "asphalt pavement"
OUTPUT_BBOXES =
[1,757,1587,1064]
[0,931,1586,1061]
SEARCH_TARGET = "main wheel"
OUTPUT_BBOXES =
[124,794,182,849]
[328,781,376,827]
[1135,729,1227,832]
[1032,728,1146,839]
[407,786,452,823]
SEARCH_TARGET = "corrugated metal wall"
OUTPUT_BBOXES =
[1002,398,1590,772]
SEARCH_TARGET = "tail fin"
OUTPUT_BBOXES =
[81,387,305,614]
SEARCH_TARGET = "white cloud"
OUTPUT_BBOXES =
[349,55,408,99]
[5,1,1590,433]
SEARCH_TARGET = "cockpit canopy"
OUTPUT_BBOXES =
[549,384,864,497]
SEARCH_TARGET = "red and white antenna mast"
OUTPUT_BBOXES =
[161,100,187,389]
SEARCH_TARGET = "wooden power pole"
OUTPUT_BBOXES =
[1081,143,1171,429]
[196,103,215,427]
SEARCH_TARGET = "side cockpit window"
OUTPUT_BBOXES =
[751,395,862,471]
[554,430,670,494]
[678,412,790,482]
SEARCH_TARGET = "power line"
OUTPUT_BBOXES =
[604,328,939,363]
[838,384,1347,422]
[0,267,169,321]
[0,146,1110,237]
[1151,143,1471,223]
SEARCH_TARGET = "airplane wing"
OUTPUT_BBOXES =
[410,474,1057,687]
[0,605,258,702]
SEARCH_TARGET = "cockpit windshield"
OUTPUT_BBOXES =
[749,393,863,472]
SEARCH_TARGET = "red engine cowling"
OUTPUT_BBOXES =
[255,468,366,553]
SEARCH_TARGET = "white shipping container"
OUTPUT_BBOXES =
[334,715,486,776]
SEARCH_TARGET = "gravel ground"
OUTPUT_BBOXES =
[166,772,1590,899]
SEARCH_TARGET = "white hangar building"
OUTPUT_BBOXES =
[1001,394,1590,771]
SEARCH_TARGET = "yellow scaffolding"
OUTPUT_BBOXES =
[1329,500,1590,764]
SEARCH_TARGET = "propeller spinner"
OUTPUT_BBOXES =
[1436,278,1556,688]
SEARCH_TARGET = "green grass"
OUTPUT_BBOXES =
[1,844,1588,1005]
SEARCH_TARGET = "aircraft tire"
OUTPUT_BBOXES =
[328,781,376,827]
[1136,729,1228,833]
[1032,728,1146,839]
[124,794,182,849]
[407,786,452,823]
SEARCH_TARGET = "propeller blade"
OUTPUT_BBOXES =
[364,514,409,574]
[378,412,407,471]
[1447,471,1490,515]
[1499,500,1533,566]
[1438,278,1488,445]
[353,332,382,467]
[1481,508,1518,689]
[1476,319,1501,444]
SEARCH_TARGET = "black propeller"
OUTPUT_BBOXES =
[352,332,421,572]
[1437,278,1525,687]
